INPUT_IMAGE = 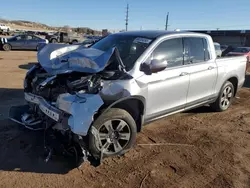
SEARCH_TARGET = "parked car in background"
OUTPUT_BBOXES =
[80,36,103,47]
[226,47,250,71]
[0,34,48,51]
[220,45,228,52]
[10,31,248,163]
[227,47,250,57]
[45,32,85,44]
[0,23,11,35]
[214,42,222,57]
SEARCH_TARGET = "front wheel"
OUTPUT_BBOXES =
[210,81,235,112]
[89,108,137,159]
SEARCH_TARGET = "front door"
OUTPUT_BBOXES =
[136,37,190,121]
[11,35,26,49]
[183,37,217,106]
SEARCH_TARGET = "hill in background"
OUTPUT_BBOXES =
[0,19,101,35]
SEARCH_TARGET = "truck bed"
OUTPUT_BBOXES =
[215,55,247,91]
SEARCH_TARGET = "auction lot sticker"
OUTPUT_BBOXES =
[133,37,152,44]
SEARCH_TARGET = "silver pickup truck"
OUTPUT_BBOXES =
[9,31,248,163]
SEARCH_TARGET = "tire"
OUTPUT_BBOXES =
[89,108,137,159]
[210,81,235,112]
[71,40,78,44]
[51,38,57,43]
[2,43,11,51]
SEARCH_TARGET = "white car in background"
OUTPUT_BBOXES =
[0,23,10,32]
[214,42,222,57]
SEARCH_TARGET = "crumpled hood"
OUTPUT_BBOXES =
[37,43,121,75]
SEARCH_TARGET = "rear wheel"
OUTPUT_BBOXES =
[2,43,11,51]
[51,38,57,43]
[89,108,137,159]
[210,81,234,112]
[71,40,78,44]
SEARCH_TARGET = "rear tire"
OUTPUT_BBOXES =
[51,38,57,43]
[2,43,11,51]
[89,108,137,159]
[210,81,234,112]
[71,40,78,44]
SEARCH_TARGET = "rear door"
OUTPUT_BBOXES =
[25,35,40,50]
[62,33,69,43]
[184,37,217,106]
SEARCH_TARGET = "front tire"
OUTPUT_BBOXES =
[2,43,11,51]
[89,108,137,159]
[210,81,234,112]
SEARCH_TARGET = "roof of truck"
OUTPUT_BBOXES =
[113,30,195,39]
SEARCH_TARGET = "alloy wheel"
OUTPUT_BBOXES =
[95,119,131,154]
[221,86,233,109]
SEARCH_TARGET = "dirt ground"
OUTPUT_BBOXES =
[0,51,250,188]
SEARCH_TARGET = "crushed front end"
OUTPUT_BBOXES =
[9,41,134,165]
[9,62,105,164]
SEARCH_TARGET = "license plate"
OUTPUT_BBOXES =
[39,104,59,121]
[25,93,40,104]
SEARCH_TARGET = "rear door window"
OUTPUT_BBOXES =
[184,37,210,64]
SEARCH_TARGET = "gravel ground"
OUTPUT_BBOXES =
[0,51,250,188]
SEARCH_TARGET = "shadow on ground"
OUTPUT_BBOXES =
[0,88,78,174]
[18,62,37,70]
[184,105,214,114]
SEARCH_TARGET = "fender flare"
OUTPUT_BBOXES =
[102,95,146,115]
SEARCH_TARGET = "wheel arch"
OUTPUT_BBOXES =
[50,38,57,42]
[101,96,146,132]
[227,76,238,96]
[2,42,12,50]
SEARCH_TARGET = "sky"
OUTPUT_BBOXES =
[1,0,250,31]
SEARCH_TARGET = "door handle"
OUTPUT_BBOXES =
[208,66,214,70]
[180,72,189,76]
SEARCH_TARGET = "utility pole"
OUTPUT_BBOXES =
[165,12,169,30]
[125,4,129,31]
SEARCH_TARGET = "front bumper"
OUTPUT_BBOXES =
[9,92,104,136]
[24,92,62,121]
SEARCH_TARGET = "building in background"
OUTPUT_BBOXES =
[191,30,250,47]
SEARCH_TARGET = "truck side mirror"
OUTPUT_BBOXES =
[150,59,168,73]
[140,59,168,75]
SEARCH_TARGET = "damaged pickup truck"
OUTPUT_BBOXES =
[9,31,248,164]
